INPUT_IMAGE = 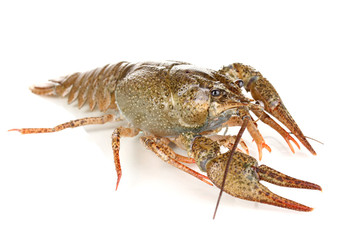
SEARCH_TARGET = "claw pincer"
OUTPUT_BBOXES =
[246,75,316,155]
[223,63,316,155]
[208,153,320,211]
[181,133,321,211]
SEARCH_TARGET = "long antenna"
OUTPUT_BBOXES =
[288,132,324,145]
[213,116,250,219]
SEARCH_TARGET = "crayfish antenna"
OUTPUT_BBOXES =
[292,133,324,146]
[213,116,250,219]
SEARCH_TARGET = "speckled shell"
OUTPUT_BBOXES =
[30,61,131,112]
[206,151,260,198]
[31,60,246,137]
[206,151,317,211]
[115,61,226,136]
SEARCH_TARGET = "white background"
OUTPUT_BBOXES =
[0,0,359,239]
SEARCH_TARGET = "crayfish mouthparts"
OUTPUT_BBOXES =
[205,151,321,212]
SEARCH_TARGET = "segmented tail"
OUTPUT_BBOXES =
[30,61,130,112]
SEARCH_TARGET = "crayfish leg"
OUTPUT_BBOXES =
[112,127,140,190]
[252,110,300,153]
[207,135,249,154]
[9,114,115,134]
[140,136,212,186]
[246,117,271,160]
[224,115,270,160]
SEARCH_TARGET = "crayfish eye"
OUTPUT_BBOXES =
[236,79,244,88]
[211,89,221,97]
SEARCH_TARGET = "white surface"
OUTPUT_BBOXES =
[0,1,358,239]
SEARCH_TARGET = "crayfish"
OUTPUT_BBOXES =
[9,61,321,216]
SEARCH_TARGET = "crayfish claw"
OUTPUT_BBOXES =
[244,115,271,160]
[257,165,322,191]
[225,63,316,155]
[256,142,272,161]
[206,151,320,211]
[267,101,316,155]
[287,134,301,153]
[291,136,301,150]
[240,140,249,154]
[252,182,314,212]
[252,109,301,154]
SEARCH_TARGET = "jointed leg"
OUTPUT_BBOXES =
[252,110,300,153]
[207,135,249,154]
[9,114,116,134]
[112,127,140,190]
[224,115,271,160]
[141,136,212,186]
[172,131,248,154]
